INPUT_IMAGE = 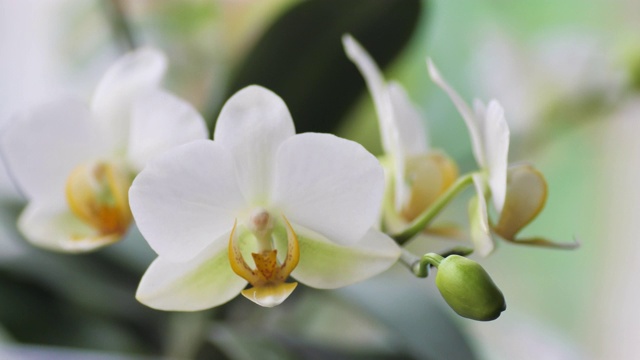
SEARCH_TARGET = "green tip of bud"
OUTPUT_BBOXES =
[435,255,506,321]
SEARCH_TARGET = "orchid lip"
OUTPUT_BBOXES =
[228,213,300,307]
[65,161,132,239]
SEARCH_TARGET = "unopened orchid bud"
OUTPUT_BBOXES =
[435,255,506,321]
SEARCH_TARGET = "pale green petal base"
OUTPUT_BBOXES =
[275,225,401,289]
[19,202,121,253]
[136,237,248,311]
[136,234,247,311]
[469,175,495,257]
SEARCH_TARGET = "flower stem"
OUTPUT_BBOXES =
[398,247,420,270]
[104,0,137,51]
[406,246,474,278]
[413,253,443,278]
[391,173,475,245]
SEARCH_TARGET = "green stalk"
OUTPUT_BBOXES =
[391,173,475,245]
[413,253,444,278]
[104,0,137,51]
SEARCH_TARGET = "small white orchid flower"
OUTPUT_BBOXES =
[343,35,458,234]
[1,48,208,253]
[130,85,401,310]
[428,59,578,255]
[427,59,508,256]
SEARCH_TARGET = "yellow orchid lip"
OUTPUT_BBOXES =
[228,214,300,307]
[494,164,547,240]
[400,152,459,222]
[65,161,133,239]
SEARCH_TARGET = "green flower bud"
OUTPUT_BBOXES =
[435,255,506,321]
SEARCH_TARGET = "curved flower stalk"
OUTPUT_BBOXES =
[130,85,401,310]
[342,35,458,236]
[427,59,579,256]
[1,48,208,253]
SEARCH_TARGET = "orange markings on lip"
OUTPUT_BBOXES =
[228,214,300,307]
[65,161,132,238]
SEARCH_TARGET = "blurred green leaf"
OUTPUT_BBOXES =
[338,270,478,360]
[220,0,423,134]
[0,202,166,354]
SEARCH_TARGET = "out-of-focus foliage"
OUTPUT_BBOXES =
[226,0,421,135]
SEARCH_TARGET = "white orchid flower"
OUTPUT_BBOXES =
[428,59,578,255]
[1,48,208,253]
[427,59,507,256]
[342,35,458,234]
[130,85,401,310]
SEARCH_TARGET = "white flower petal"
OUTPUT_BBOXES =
[272,133,384,245]
[91,47,167,149]
[343,36,417,214]
[277,225,400,289]
[483,100,510,214]
[387,82,429,154]
[387,82,429,213]
[18,201,120,253]
[393,147,410,215]
[136,235,247,311]
[1,99,108,202]
[127,89,208,172]
[469,174,494,257]
[427,58,486,167]
[473,99,487,119]
[495,164,547,240]
[213,85,295,204]
[342,34,396,154]
[129,140,246,262]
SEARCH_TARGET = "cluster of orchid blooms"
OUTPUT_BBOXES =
[0,35,577,321]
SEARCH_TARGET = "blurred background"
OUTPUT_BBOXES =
[1,0,639,359]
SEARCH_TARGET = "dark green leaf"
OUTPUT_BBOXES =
[219,0,423,134]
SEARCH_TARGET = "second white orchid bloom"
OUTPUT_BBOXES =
[343,35,458,235]
[131,85,401,310]
[428,59,577,255]
[1,48,208,253]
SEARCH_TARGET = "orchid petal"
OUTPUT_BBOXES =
[213,85,295,204]
[274,225,400,289]
[18,201,120,253]
[342,34,396,154]
[473,99,487,119]
[241,282,298,308]
[427,58,486,167]
[469,174,494,257]
[494,164,546,240]
[392,141,408,213]
[387,82,430,213]
[400,152,459,221]
[388,82,429,154]
[499,236,580,249]
[272,133,384,245]
[92,48,167,149]
[127,89,208,172]
[484,101,510,214]
[343,36,414,213]
[136,235,248,311]
[1,99,108,202]
[129,140,246,262]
